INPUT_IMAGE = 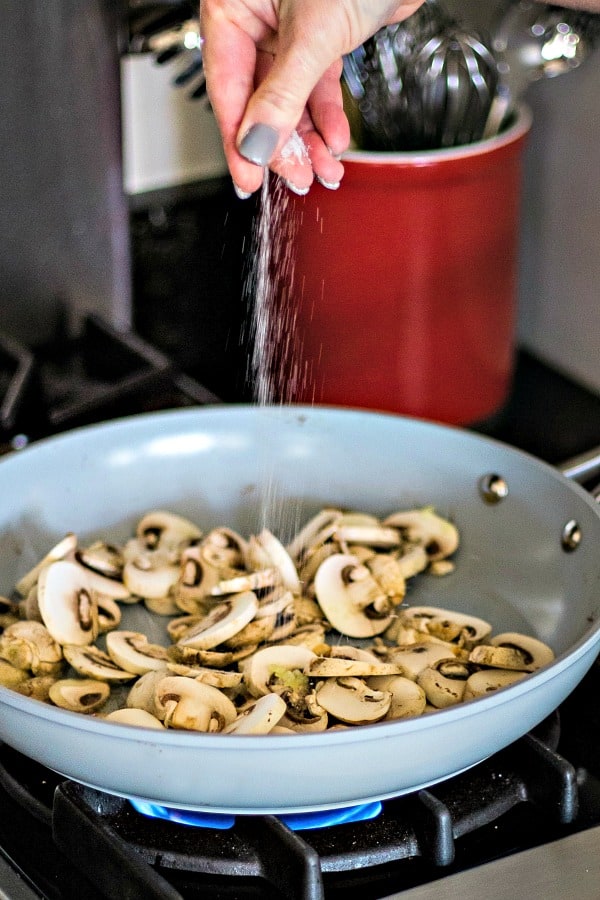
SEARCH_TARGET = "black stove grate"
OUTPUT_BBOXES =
[0,713,581,900]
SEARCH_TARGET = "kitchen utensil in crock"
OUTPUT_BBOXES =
[0,405,599,814]
[484,0,600,137]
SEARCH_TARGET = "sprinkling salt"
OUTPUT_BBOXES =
[242,169,313,540]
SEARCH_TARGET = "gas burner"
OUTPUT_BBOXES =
[0,712,586,900]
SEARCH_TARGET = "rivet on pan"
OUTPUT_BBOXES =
[561,520,582,552]
[479,474,509,504]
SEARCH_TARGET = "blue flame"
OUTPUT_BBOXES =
[130,799,383,831]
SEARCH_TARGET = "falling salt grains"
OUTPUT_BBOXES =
[242,132,313,540]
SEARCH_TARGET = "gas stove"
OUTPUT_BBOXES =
[1,318,600,899]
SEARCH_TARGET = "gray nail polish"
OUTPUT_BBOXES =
[238,124,279,166]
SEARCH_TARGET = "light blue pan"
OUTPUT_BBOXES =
[0,405,599,813]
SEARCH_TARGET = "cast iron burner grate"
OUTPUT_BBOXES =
[0,314,219,451]
[0,714,579,900]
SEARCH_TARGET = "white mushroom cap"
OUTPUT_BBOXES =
[314,554,392,638]
[367,675,427,720]
[469,632,555,672]
[0,621,63,675]
[136,510,202,551]
[463,668,527,700]
[223,693,287,734]
[383,508,459,561]
[153,676,237,732]
[177,592,259,650]
[49,678,110,713]
[122,542,180,600]
[37,561,99,647]
[103,708,166,729]
[105,630,169,675]
[63,644,137,682]
[315,677,392,725]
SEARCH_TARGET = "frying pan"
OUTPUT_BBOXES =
[0,405,599,814]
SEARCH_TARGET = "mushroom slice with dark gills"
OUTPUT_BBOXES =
[416,658,472,709]
[285,507,343,566]
[385,641,468,681]
[63,644,137,682]
[201,526,248,570]
[49,678,110,713]
[154,676,237,732]
[399,606,492,650]
[0,621,63,675]
[126,668,170,717]
[167,642,258,669]
[166,663,244,689]
[383,507,459,561]
[105,630,169,675]
[313,553,393,638]
[75,540,124,580]
[469,632,555,672]
[306,645,403,678]
[315,677,392,725]
[14,532,78,598]
[37,560,99,647]
[176,592,259,651]
[135,510,203,553]
[173,544,224,614]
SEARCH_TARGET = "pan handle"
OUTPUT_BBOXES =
[558,446,600,493]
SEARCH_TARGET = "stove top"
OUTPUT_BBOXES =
[1,317,600,899]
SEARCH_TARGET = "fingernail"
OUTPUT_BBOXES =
[283,179,310,196]
[315,175,341,191]
[238,124,279,166]
[233,183,253,200]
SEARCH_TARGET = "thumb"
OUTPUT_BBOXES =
[236,47,330,164]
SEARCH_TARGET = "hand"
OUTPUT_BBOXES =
[200,0,426,196]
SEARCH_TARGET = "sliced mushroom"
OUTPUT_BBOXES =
[105,630,169,675]
[154,676,237,732]
[0,621,63,675]
[14,674,58,701]
[126,668,170,716]
[245,529,301,595]
[166,642,258,669]
[365,554,407,604]
[75,540,124,580]
[104,708,166,729]
[63,644,137,682]
[69,553,131,602]
[14,533,78,597]
[201,527,248,569]
[394,545,429,579]
[96,596,122,633]
[166,663,244,689]
[221,615,276,649]
[400,606,491,650]
[386,641,467,681]
[315,677,392,725]
[313,554,392,638]
[49,678,110,713]
[223,693,287,734]
[335,523,401,549]
[37,560,99,646]
[416,658,471,708]
[0,596,20,630]
[367,675,427,720]
[174,544,224,613]
[240,644,317,698]
[122,543,180,601]
[469,632,554,672]
[177,592,259,651]
[136,510,202,552]
[383,507,459,561]
[306,647,402,678]
[278,690,329,732]
[285,508,342,564]
[0,659,29,688]
[210,568,280,597]
[463,668,527,700]
[144,594,180,616]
